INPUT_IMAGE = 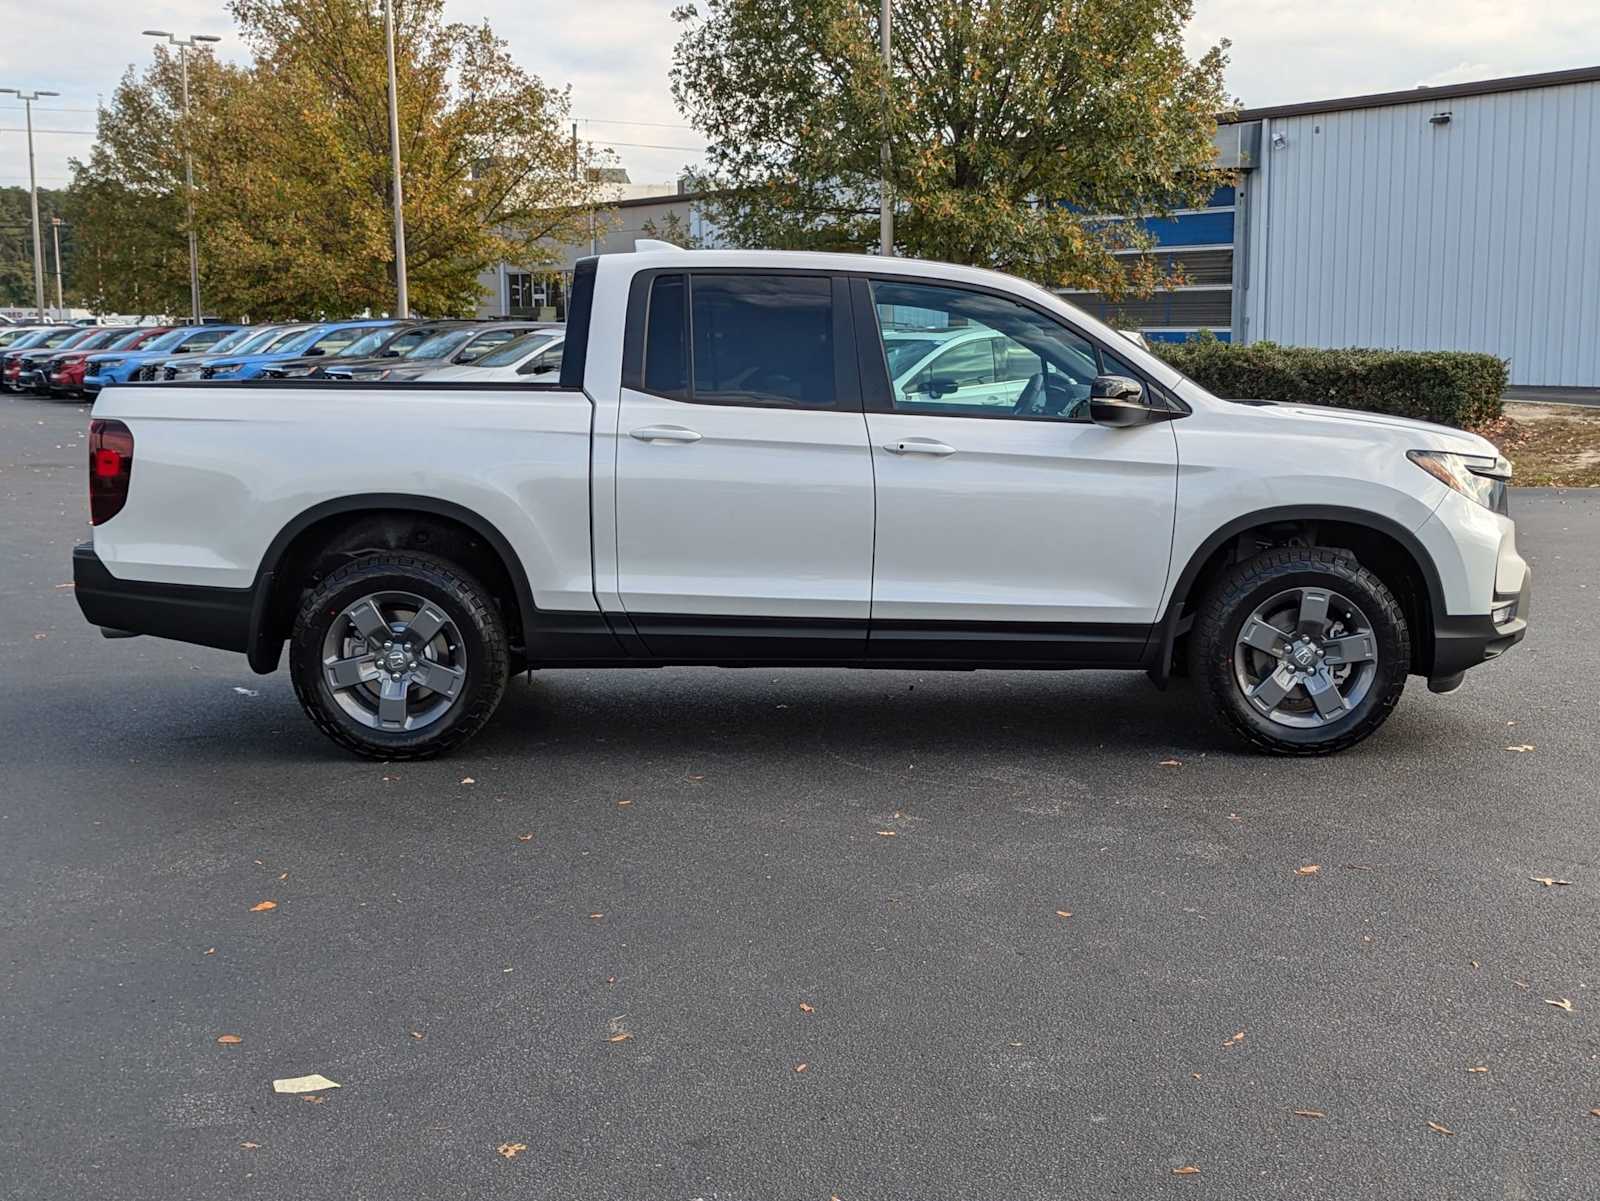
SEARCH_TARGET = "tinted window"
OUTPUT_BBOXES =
[305,325,384,354]
[870,280,1105,421]
[479,332,556,368]
[457,329,524,361]
[177,328,231,351]
[516,345,563,375]
[406,329,474,360]
[338,326,405,358]
[643,274,688,399]
[691,274,833,408]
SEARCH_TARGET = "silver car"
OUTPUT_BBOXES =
[411,330,565,383]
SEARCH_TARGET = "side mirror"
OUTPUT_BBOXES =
[1089,375,1174,428]
[305,346,326,356]
[381,349,402,357]
[925,375,958,398]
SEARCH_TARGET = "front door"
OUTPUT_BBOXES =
[613,271,875,659]
[858,277,1180,663]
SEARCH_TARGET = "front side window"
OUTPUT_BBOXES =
[870,280,1110,421]
[457,329,524,361]
[406,329,473,360]
[177,328,231,351]
[305,325,384,355]
[639,272,836,409]
[478,332,556,368]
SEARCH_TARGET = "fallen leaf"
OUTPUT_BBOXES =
[1590,1108,1600,1118]
[1530,876,1573,887]
[1056,910,1073,919]
[607,1032,633,1043]
[410,1030,424,1040]
[216,1034,242,1045]
[1505,744,1535,752]
[278,872,288,881]
[232,686,259,696]
[1466,1066,1488,1073]
[53,582,73,589]
[1172,1165,1200,1176]
[1295,864,1321,876]
[1008,1041,1024,1047]
[249,900,277,912]
[1293,1109,1325,1118]
[799,1002,815,1013]
[32,632,47,640]
[1546,997,1575,1011]
[240,1141,259,1148]
[1222,1030,1245,1048]
[1191,1072,1202,1080]
[516,833,534,842]
[617,799,633,806]
[1513,979,1530,989]
[876,830,897,837]
[460,776,476,785]
[300,1095,324,1104]
[1469,960,1479,968]
[793,1062,809,1073]
[1227,813,1242,821]
[589,913,604,920]
[1158,758,1182,767]
[272,1074,340,1094]
[203,947,216,956]
[497,1142,527,1160]
[1426,1121,1455,1136]
[685,774,704,782]
[606,976,616,985]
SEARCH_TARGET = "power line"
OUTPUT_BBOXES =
[591,139,704,152]
[577,116,695,130]
[0,104,99,114]
[0,127,96,136]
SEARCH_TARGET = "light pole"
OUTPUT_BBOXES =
[879,0,893,256]
[142,31,221,324]
[0,87,60,319]
[50,216,65,313]
[383,0,409,316]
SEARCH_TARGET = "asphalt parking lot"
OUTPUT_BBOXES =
[2,392,1597,1201]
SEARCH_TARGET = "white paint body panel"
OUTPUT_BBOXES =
[90,246,1522,646]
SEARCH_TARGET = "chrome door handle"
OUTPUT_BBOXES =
[630,425,703,444]
[883,438,956,457]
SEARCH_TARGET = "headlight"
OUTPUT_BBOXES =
[94,359,123,372]
[268,365,317,378]
[1407,450,1511,512]
[208,362,242,376]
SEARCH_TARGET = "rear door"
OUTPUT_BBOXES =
[611,270,874,659]
[857,276,1179,663]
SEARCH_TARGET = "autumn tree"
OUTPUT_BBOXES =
[70,0,610,318]
[672,0,1232,297]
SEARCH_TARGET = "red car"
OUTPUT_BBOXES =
[45,327,174,398]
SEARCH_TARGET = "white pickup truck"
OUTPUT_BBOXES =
[75,244,1530,758]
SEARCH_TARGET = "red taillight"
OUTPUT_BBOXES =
[88,418,133,525]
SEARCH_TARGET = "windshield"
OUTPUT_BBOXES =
[883,338,944,377]
[72,328,132,352]
[205,327,267,355]
[105,329,157,350]
[405,329,474,360]
[476,332,557,368]
[304,324,388,355]
[336,326,407,358]
[139,328,197,353]
[43,328,93,348]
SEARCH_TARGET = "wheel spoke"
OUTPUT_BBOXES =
[412,659,465,698]
[1296,589,1331,635]
[1323,634,1376,665]
[346,598,391,646]
[405,604,448,646]
[1303,666,1348,719]
[325,654,376,690]
[1239,619,1289,657]
[1249,663,1297,714]
[377,675,410,727]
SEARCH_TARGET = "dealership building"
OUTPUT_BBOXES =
[484,64,1600,390]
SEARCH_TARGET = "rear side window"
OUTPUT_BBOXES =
[691,275,833,408]
[638,273,835,409]
[643,274,688,399]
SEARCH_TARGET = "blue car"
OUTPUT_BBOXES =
[201,320,399,380]
[84,325,243,394]
[136,324,313,382]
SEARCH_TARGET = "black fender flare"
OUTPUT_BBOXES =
[245,493,543,673]
[1146,504,1445,684]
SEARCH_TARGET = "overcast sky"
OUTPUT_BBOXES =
[3,0,1597,190]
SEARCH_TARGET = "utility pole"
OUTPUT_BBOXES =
[50,216,64,313]
[143,31,221,324]
[382,0,409,317]
[879,0,893,257]
[0,87,59,319]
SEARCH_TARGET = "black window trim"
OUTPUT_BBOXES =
[850,274,1184,422]
[621,266,862,413]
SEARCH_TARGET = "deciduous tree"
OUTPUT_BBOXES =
[672,0,1232,297]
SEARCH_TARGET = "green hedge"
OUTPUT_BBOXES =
[1151,333,1506,428]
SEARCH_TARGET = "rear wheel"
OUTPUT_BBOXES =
[1191,548,1410,755]
[289,552,510,759]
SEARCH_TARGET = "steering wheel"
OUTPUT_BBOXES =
[1011,372,1046,416]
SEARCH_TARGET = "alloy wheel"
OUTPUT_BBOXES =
[1232,586,1379,728]
[319,590,468,732]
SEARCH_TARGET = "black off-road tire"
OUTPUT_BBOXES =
[1190,547,1410,755]
[289,552,510,759]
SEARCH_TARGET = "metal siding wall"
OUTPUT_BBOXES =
[1248,81,1600,386]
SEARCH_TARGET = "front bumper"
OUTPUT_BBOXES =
[1428,568,1531,688]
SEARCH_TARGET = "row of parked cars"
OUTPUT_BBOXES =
[0,317,566,400]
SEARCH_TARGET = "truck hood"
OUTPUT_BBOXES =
[1225,399,1498,457]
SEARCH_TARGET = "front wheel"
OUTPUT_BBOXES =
[289,552,510,759]
[1191,548,1410,755]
